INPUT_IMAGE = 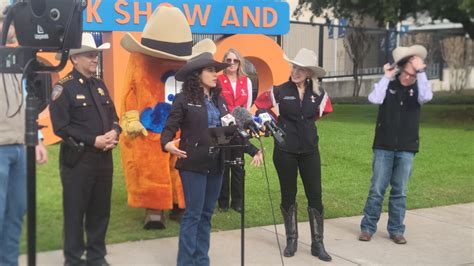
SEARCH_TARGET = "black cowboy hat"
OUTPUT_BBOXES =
[175,52,229,81]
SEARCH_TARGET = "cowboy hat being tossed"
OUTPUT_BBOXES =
[285,48,326,95]
[385,44,427,84]
[392,44,427,67]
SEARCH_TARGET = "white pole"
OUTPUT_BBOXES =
[334,19,338,76]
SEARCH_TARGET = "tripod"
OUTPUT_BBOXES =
[22,56,68,266]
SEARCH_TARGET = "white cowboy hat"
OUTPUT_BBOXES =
[175,52,229,82]
[55,33,110,59]
[392,45,427,65]
[121,6,215,61]
[285,48,326,78]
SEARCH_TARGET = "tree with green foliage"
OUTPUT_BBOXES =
[295,0,474,37]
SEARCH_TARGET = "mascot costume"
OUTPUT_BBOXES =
[119,6,216,229]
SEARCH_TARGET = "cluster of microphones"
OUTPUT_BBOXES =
[220,106,286,146]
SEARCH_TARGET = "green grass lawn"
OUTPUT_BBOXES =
[23,104,474,252]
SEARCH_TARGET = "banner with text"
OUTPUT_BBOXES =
[84,0,290,35]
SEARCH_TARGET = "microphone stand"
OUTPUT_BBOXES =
[208,125,253,266]
[212,143,247,266]
[223,155,245,266]
[21,53,70,266]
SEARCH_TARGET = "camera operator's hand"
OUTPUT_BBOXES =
[410,56,426,72]
[251,150,263,167]
[165,139,187,159]
[36,140,48,164]
[383,63,397,79]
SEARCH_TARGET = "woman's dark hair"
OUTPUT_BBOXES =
[181,68,222,104]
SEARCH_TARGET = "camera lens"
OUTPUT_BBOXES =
[50,8,60,21]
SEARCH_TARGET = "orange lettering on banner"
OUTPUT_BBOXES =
[87,0,102,23]
[115,0,130,24]
[242,6,260,28]
[221,6,240,27]
[133,2,152,24]
[183,4,211,26]
[263,7,277,28]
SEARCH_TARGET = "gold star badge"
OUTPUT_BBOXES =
[98,88,105,96]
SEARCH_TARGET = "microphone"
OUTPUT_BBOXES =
[220,113,249,139]
[256,110,286,146]
[232,106,260,138]
[221,113,236,127]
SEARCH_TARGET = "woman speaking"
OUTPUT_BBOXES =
[161,53,229,266]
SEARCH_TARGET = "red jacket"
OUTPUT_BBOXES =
[218,74,249,113]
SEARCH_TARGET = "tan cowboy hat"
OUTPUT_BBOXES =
[121,6,215,61]
[55,33,110,59]
[392,45,427,65]
[285,48,326,78]
[175,52,229,82]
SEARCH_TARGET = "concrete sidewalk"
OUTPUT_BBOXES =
[20,203,473,265]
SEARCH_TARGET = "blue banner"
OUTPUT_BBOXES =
[83,0,290,35]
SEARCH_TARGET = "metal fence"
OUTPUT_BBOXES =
[280,21,466,80]
[91,22,470,83]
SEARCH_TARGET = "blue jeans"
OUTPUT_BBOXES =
[0,145,26,266]
[177,170,223,266]
[360,149,414,236]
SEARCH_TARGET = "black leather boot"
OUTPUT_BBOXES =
[280,203,298,257]
[307,207,332,261]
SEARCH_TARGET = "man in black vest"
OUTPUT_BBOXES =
[50,33,121,266]
[358,45,433,244]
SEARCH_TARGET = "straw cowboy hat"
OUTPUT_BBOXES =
[392,45,427,65]
[54,33,110,59]
[70,32,110,56]
[175,52,229,82]
[121,6,216,61]
[285,48,326,78]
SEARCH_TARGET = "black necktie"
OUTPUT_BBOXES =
[88,79,110,133]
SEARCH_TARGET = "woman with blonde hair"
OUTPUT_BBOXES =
[255,48,333,261]
[217,48,261,213]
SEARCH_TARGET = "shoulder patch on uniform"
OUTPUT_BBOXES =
[51,85,63,101]
[57,75,73,85]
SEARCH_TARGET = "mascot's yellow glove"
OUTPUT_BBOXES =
[121,110,148,137]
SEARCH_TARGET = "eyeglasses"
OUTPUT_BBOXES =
[225,58,240,64]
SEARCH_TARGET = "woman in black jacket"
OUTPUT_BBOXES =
[161,52,260,266]
[255,48,333,261]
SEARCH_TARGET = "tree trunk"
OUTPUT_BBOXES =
[352,64,358,97]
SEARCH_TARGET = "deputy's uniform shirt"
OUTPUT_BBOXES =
[49,69,121,147]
